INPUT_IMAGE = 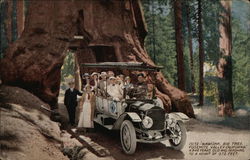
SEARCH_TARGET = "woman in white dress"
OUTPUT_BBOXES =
[77,84,95,132]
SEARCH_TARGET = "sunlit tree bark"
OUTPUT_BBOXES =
[217,0,233,116]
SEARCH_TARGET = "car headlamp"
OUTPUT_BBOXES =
[167,118,176,128]
[142,116,153,129]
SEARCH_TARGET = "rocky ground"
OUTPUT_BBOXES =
[0,85,112,160]
[1,85,250,160]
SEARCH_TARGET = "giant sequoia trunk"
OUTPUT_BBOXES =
[0,0,195,117]
[217,0,233,116]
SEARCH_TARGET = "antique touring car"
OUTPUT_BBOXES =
[82,62,189,154]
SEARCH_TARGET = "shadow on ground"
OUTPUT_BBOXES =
[68,124,185,160]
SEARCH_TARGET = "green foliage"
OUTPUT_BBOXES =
[183,46,192,92]
[0,0,8,59]
[202,0,220,63]
[142,0,249,107]
[232,18,250,107]
[61,51,75,82]
[142,0,177,86]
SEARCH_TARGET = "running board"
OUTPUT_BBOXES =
[94,115,114,130]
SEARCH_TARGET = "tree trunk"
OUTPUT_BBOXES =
[217,0,233,116]
[185,1,195,93]
[198,0,204,106]
[151,0,156,63]
[74,53,81,91]
[0,1,77,109]
[16,0,25,38]
[5,0,12,43]
[0,0,195,117]
[11,0,18,42]
[174,0,185,91]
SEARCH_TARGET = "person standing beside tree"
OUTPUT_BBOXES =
[77,84,95,133]
[64,80,82,126]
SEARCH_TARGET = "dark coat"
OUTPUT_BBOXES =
[64,88,83,107]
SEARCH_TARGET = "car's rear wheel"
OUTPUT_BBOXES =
[169,121,187,150]
[120,120,137,154]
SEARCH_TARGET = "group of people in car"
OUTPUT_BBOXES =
[81,71,149,101]
[64,71,157,133]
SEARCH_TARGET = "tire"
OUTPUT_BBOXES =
[120,120,137,154]
[169,121,187,150]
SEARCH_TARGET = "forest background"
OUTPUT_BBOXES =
[0,0,249,110]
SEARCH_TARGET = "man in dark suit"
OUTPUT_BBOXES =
[64,81,82,126]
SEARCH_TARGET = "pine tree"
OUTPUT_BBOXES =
[185,0,195,93]
[198,0,205,106]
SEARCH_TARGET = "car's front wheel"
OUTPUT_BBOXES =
[169,121,187,150]
[120,120,137,154]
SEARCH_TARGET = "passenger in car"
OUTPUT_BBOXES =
[90,72,99,93]
[124,76,134,99]
[107,70,115,77]
[117,74,125,88]
[107,70,115,86]
[98,72,107,96]
[107,76,123,101]
[147,83,164,108]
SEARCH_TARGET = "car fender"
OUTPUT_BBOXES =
[113,112,142,130]
[167,112,189,122]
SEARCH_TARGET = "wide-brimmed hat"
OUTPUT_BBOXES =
[91,72,99,77]
[83,73,90,77]
[100,72,107,76]
[109,76,116,80]
[137,73,145,77]
[125,76,130,80]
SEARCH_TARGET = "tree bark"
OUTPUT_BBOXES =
[217,0,233,116]
[174,0,185,91]
[5,0,13,43]
[0,1,77,108]
[198,0,204,106]
[0,0,195,117]
[185,1,195,93]
[16,0,25,38]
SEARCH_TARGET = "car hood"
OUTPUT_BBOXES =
[132,101,163,111]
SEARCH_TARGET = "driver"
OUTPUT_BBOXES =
[133,73,148,99]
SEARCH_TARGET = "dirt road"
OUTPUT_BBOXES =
[58,91,250,160]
